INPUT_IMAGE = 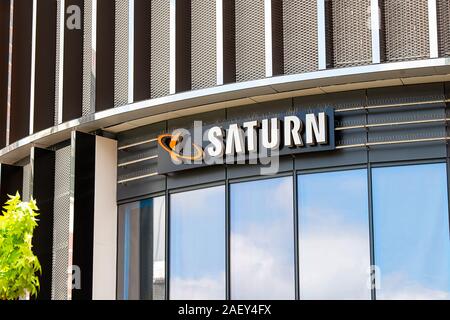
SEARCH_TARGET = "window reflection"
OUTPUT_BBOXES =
[170,186,226,300]
[298,170,371,300]
[117,196,166,300]
[372,163,450,300]
[230,177,295,300]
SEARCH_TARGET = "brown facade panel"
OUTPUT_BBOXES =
[151,0,170,98]
[437,0,450,57]
[332,0,372,68]
[0,1,11,148]
[191,0,216,90]
[63,0,84,122]
[175,0,191,93]
[235,0,265,82]
[283,0,317,74]
[134,0,151,102]
[96,0,116,111]
[222,0,236,84]
[384,0,430,62]
[34,0,57,133]
[10,0,32,143]
[271,0,284,76]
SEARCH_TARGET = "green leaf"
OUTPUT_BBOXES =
[0,192,41,300]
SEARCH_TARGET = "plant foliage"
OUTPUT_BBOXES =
[0,192,41,300]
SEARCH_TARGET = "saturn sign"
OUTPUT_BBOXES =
[157,108,335,174]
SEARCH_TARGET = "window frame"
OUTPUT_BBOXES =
[116,156,450,300]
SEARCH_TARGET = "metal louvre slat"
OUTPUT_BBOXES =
[235,0,265,82]
[83,0,93,115]
[437,0,450,57]
[191,0,216,90]
[22,162,31,202]
[51,146,71,300]
[283,0,318,74]
[151,0,170,98]
[332,0,372,68]
[114,0,129,107]
[384,0,430,62]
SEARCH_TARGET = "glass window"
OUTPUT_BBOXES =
[372,163,450,300]
[117,196,166,300]
[170,186,226,300]
[298,169,371,300]
[230,177,295,300]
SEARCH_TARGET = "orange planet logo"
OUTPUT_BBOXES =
[158,133,204,162]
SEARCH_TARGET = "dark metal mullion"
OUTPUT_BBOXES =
[225,166,231,300]
[447,158,450,254]
[225,108,231,301]
[164,120,170,301]
[165,187,170,300]
[366,90,377,301]
[367,162,376,301]
[445,93,450,252]
[293,156,300,300]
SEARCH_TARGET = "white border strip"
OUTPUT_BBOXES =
[371,0,381,64]
[91,0,97,110]
[169,0,176,94]
[128,0,134,103]
[6,0,14,146]
[428,0,439,58]
[264,0,273,77]
[216,0,223,85]
[317,0,327,70]
[29,0,37,135]
[57,0,65,124]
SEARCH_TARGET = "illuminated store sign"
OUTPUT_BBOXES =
[157,108,335,174]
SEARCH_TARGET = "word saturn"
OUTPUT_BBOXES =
[158,110,333,167]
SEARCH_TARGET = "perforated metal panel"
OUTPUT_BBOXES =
[82,0,93,115]
[332,0,372,67]
[283,0,318,74]
[54,0,61,125]
[235,0,265,82]
[22,163,31,202]
[438,0,450,56]
[191,0,216,90]
[51,146,71,300]
[384,0,430,62]
[151,0,170,98]
[114,0,129,107]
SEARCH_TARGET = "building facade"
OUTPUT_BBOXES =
[0,0,449,300]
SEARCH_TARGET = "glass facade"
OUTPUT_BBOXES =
[117,162,450,300]
[170,186,226,300]
[298,169,371,300]
[230,177,295,300]
[372,163,450,300]
[117,196,166,300]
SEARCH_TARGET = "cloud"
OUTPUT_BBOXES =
[376,273,450,300]
[299,222,372,300]
[231,232,295,300]
[170,273,225,300]
[171,186,224,217]
[228,177,296,299]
